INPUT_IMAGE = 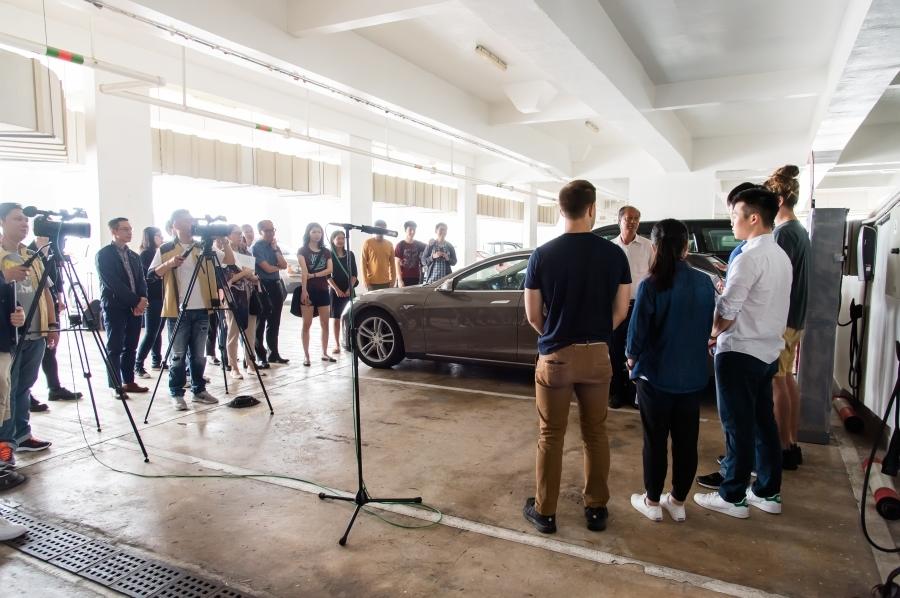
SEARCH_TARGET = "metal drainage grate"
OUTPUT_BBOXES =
[81,551,150,586]
[49,540,119,573]
[2,506,256,597]
[112,561,183,597]
[151,574,221,598]
[9,528,91,560]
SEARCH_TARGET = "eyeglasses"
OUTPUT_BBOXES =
[261,228,275,233]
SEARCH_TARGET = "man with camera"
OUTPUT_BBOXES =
[96,218,149,400]
[150,209,234,411]
[252,220,289,367]
[0,203,59,459]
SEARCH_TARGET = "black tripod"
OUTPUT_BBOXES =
[144,237,274,422]
[318,224,422,546]
[13,242,149,461]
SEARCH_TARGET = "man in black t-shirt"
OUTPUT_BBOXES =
[522,180,631,534]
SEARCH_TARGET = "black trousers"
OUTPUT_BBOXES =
[636,379,701,502]
[41,343,62,390]
[102,306,142,387]
[609,301,635,401]
[255,279,284,361]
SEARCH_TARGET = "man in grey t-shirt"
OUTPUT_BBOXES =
[768,170,810,471]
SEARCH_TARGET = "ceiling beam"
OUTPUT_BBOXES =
[489,95,595,126]
[807,0,900,199]
[286,0,451,37]
[652,69,825,111]
[459,0,691,173]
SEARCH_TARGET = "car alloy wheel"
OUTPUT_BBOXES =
[356,315,396,365]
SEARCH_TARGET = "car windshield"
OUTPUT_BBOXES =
[455,258,529,291]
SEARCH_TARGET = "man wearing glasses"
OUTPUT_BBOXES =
[252,220,289,367]
[96,218,149,399]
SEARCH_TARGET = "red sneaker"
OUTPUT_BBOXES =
[0,441,15,466]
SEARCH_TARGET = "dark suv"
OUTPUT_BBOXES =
[593,219,737,262]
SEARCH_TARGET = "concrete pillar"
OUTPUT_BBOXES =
[627,172,718,221]
[339,135,373,259]
[83,71,154,249]
[523,185,538,249]
[456,169,477,267]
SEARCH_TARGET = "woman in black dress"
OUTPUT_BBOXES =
[298,223,334,366]
[326,230,358,355]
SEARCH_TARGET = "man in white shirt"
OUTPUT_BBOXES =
[609,206,653,408]
[149,210,234,411]
[694,188,791,519]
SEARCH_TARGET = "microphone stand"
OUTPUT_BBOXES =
[318,223,421,546]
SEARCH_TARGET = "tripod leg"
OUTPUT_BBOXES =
[339,503,364,547]
[72,330,102,432]
[145,316,182,424]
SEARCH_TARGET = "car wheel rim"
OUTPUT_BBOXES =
[357,316,394,363]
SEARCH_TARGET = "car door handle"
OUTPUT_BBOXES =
[490,300,510,304]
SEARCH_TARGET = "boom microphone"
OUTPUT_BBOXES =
[23,206,58,218]
[329,223,398,237]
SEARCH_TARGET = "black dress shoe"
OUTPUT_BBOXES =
[608,394,627,409]
[269,355,290,364]
[29,396,48,413]
[48,387,83,401]
[256,360,271,370]
[585,505,608,531]
[523,497,556,534]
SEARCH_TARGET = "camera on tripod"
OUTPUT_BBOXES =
[26,206,92,239]
[191,215,231,241]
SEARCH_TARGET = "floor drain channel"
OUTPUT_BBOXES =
[1,504,251,597]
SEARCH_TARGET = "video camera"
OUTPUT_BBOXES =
[191,215,231,240]
[25,206,91,239]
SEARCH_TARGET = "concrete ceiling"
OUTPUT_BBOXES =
[596,0,849,84]
[1,0,898,216]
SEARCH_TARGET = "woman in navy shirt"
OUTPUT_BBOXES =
[626,219,715,523]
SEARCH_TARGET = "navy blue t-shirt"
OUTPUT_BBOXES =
[525,232,631,355]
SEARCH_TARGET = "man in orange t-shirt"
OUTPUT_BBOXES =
[361,220,396,291]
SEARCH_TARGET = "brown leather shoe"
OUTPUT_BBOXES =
[122,382,149,393]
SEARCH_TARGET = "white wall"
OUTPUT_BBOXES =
[627,172,718,221]
[835,200,900,429]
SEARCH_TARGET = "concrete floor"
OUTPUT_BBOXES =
[0,309,894,597]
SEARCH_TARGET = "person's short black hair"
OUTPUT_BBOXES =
[726,182,757,207]
[733,187,780,229]
[435,222,447,232]
[403,221,417,230]
[108,217,129,231]
[618,205,641,221]
[0,202,23,221]
[558,180,596,218]
[374,219,387,228]
[257,220,271,233]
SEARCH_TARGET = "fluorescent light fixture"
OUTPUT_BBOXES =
[475,44,507,71]
[584,120,600,134]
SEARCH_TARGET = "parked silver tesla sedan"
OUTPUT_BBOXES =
[342,249,724,369]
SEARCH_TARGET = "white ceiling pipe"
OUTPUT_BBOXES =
[0,31,165,86]
[101,86,562,203]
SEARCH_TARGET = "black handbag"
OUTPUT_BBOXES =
[289,286,303,317]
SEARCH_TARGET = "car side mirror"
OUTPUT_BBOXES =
[438,279,454,292]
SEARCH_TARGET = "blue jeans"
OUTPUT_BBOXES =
[103,305,142,387]
[715,351,782,503]
[136,298,163,369]
[167,310,208,397]
[0,338,46,447]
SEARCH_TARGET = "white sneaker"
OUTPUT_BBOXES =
[0,517,27,541]
[630,493,662,522]
[135,369,152,380]
[693,492,749,519]
[660,493,686,522]
[746,487,782,514]
[192,391,219,405]
[172,396,188,411]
